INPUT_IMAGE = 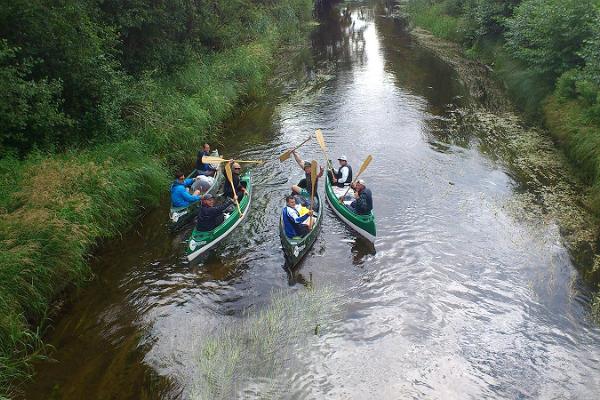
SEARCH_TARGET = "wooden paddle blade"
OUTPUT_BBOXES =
[202,155,225,164]
[357,155,373,176]
[224,161,234,182]
[315,129,326,150]
[279,150,292,162]
[310,160,318,186]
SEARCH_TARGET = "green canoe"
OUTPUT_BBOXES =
[186,172,252,261]
[279,193,323,268]
[169,151,222,231]
[325,172,376,242]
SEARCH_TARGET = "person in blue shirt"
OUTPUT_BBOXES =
[195,143,217,176]
[171,171,202,207]
[282,195,313,238]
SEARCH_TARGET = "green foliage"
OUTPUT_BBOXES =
[192,287,338,399]
[461,0,521,41]
[0,41,70,155]
[0,0,127,152]
[0,0,314,396]
[407,0,466,41]
[504,0,597,80]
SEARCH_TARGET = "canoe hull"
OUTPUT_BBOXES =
[325,173,376,242]
[186,173,252,261]
[279,193,323,268]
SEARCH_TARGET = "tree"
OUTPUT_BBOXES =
[504,0,597,79]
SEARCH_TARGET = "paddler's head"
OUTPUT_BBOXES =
[286,195,296,208]
[232,162,241,175]
[337,155,347,166]
[175,172,185,183]
[203,193,215,206]
[303,161,311,173]
[355,179,366,192]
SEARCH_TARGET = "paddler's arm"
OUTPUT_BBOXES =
[292,150,304,169]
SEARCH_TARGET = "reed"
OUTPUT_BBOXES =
[191,287,338,400]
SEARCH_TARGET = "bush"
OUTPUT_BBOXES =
[504,0,598,80]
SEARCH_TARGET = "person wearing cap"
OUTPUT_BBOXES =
[291,150,324,209]
[171,171,202,207]
[223,161,247,200]
[331,155,353,188]
[195,143,218,176]
[348,179,373,215]
[196,194,233,231]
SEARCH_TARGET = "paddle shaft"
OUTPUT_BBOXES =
[225,163,243,215]
[308,160,317,229]
[315,129,335,172]
[279,135,313,162]
[202,156,263,164]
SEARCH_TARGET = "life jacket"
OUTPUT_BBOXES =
[335,165,353,187]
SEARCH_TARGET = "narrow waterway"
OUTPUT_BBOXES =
[24,2,600,399]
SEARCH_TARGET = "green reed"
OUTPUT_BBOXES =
[191,286,339,400]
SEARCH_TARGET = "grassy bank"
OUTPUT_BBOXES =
[0,0,313,395]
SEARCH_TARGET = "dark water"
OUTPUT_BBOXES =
[24,3,600,399]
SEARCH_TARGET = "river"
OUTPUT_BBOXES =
[23,2,600,399]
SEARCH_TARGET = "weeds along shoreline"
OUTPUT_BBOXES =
[0,0,316,395]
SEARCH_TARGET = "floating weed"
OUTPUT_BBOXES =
[191,286,339,400]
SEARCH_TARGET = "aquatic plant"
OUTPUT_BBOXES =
[191,286,339,400]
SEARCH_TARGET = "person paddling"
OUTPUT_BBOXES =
[195,194,232,232]
[171,172,202,207]
[291,150,323,209]
[223,161,247,200]
[282,195,313,238]
[196,143,218,177]
[346,179,373,215]
[331,155,353,188]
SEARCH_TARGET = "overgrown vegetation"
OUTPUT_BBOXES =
[402,0,600,313]
[0,0,314,396]
[192,287,338,399]
[403,0,600,210]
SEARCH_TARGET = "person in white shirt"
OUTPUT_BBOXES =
[331,155,353,196]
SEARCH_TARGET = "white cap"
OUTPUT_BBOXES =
[356,179,365,185]
[337,155,347,161]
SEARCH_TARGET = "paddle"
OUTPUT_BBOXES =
[225,162,243,216]
[279,135,313,162]
[341,155,373,200]
[202,156,264,164]
[308,160,318,229]
[315,129,335,172]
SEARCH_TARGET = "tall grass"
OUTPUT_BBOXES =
[544,96,600,212]
[192,287,338,400]
[0,0,314,395]
[406,1,465,42]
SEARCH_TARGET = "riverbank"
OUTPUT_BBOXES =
[0,1,314,396]
[394,4,600,297]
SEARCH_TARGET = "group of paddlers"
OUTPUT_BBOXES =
[281,149,373,239]
[170,143,247,231]
[170,142,373,237]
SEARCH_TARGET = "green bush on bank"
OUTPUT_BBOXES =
[0,0,313,395]
[405,0,600,209]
